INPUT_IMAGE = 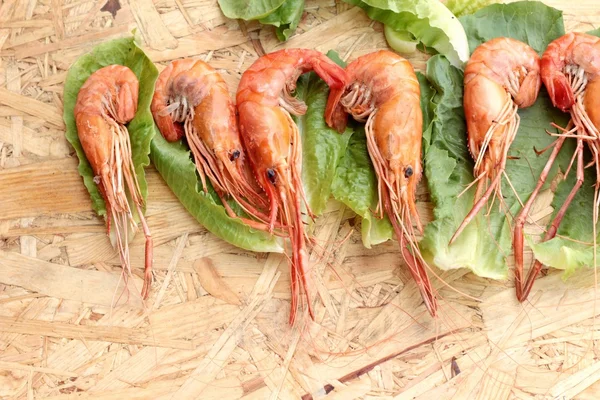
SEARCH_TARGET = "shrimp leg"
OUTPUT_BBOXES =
[135,202,153,299]
[517,138,584,300]
[513,135,567,299]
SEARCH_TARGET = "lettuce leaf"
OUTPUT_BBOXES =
[529,28,600,277]
[63,36,156,218]
[218,0,303,41]
[420,1,568,278]
[293,50,353,216]
[332,125,393,248]
[150,133,284,253]
[420,55,510,279]
[217,0,284,20]
[344,0,469,67]
[459,1,565,54]
[384,27,418,54]
[294,72,352,216]
[259,0,304,41]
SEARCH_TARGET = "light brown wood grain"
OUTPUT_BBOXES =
[0,87,63,128]
[1,1,600,399]
[0,158,92,219]
[128,0,178,51]
[194,257,242,305]
[0,250,144,307]
[0,316,192,350]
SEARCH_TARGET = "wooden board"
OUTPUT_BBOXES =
[1,0,600,399]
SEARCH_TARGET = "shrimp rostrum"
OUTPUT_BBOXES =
[75,65,153,299]
[449,38,541,245]
[326,50,437,316]
[514,32,600,301]
[151,59,272,232]
[236,49,347,324]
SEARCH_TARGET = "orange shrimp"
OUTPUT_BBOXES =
[449,38,541,245]
[514,32,600,301]
[151,59,273,232]
[74,65,153,299]
[236,49,347,324]
[326,50,437,316]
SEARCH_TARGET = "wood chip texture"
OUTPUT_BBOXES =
[1,0,600,399]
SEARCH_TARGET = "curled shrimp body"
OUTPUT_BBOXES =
[75,65,153,299]
[236,49,347,324]
[514,32,600,301]
[450,38,541,244]
[151,59,270,231]
[326,50,437,316]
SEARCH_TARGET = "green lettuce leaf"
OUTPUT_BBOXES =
[420,55,510,279]
[310,51,392,248]
[421,2,568,278]
[344,0,469,67]
[150,133,284,253]
[217,0,284,20]
[63,36,156,218]
[259,0,304,41]
[292,50,353,216]
[384,26,418,54]
[589,27,600,37]
[529,28,600,277]
[459,1,565,54]
[218,0,303,41]
[294,72,352,216]
[444,0,500,17]
[332,125,393,248]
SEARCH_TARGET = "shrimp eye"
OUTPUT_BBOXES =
[267,168,277,184]
[230,150,240,161]
[404,166,414,179]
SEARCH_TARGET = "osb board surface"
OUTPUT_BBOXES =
[1,0,600,399]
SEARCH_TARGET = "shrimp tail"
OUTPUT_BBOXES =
[545,71,575,112]
[312,57,347,90]
[154,113,185,142]
[325,85,349,133]
[514,69,542,108]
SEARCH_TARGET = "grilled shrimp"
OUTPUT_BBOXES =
[151,59,272,232]
[75,65,153,299]
[236,49,347,324]
[326,50,437,316]
[514,32,600,301]
[449,38,541,244]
